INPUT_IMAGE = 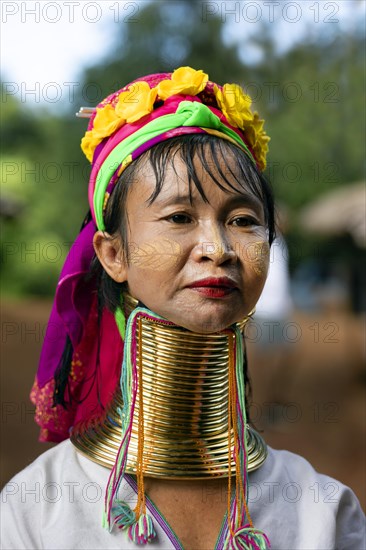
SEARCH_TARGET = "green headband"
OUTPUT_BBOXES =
[94,101,255,230]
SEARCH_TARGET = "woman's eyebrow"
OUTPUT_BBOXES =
[152,192,263,212]
[224,193,263,212]
[152,194,194,207]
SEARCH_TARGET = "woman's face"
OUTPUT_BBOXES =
[97,150,270,333]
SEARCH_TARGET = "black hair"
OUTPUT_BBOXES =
[54,133,276,412]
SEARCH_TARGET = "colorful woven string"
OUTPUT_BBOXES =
[103,307,157,545]
[224,329,270,549]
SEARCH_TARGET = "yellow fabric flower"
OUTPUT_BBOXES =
[115,82,158,123]
[92,104,125,139]
[253,133,270,171]
[243,112,263,147]
[252,112,264,132]
[214,83,253,128]
[252,112,270,170]
[80,104,125,162]
[157,67,208,100]
[81,130,103,163]
[79,68,270,170]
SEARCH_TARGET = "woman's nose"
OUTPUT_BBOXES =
[191,223,237,265]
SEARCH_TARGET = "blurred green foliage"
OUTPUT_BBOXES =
[1,1,364,296]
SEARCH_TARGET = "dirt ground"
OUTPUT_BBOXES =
[1,299,365,511]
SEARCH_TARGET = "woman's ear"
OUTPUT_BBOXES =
[93,231,127,282]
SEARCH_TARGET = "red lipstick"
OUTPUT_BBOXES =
[187,277,237,298]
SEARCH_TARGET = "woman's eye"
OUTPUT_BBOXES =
[231,216,258,227]
[168,214,192,224]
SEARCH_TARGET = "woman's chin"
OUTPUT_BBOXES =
[137,298,247,334]
[162,312,240,334]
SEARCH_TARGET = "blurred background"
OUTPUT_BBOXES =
[1,0,365,509]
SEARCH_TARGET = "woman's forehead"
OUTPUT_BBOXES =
[131,153,263,211]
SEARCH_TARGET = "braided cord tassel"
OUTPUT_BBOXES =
[127,317,156,544]
[224,327,270,550]
[103,307,156,545]
[103,305,138,530]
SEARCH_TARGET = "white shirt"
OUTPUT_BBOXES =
[1,440,365,549]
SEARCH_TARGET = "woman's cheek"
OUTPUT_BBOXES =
[128,238,182,272]
[244,240,270,277]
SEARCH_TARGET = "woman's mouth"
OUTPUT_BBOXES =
[187,277,237,298]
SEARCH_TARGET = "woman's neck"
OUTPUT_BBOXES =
[71,308,267,477]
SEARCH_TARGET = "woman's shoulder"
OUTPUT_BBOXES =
[3,440,85,487]
[261,445,357,492]
[17,438,73,467]
[249,445,365,549]
[0,439,103,516]
[264,445,337,478]
[255,445,363,511]
[0,440,121,550]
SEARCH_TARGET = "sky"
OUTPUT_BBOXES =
[1,1,364,109]
[1,1,117,108]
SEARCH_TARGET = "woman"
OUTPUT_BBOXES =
[1,67,364,550]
